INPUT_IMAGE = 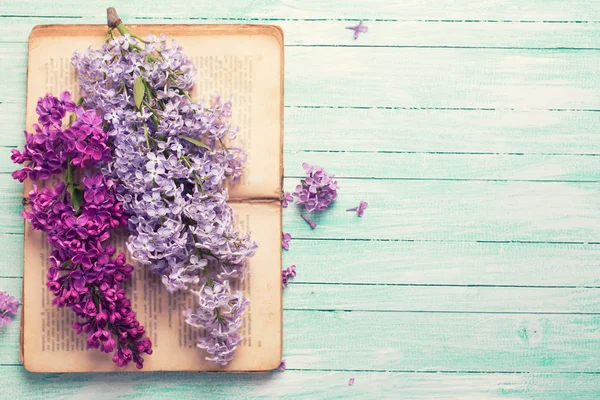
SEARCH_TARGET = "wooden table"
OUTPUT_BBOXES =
[1,1,600,398]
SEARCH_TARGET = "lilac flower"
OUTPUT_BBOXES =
[73,26,255,365]
[282,232,291,250]
[346,200,368,217]
[13,92,152,369]
[277,359,286,371]
[0,291,19,327]
[281,191,293,208]
[348,377,355,386]
[282,265,296,288]
[293,163,338,213]
[346,20,368,40]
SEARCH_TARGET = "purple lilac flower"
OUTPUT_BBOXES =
[346,200,368,217]
[11,94,111,183]
[73,28,255,365]
[282,232,291,250]
[0,291,19,327]
[293,163,338,213]
[13,94,152,369]
[282,265,296,288]
[281,191,293,208]
[346,20,368,40]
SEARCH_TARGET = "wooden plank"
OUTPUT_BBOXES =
[283,311,600,372]
[284,152,600,182]
[2,367,600,399]
[282,178,600,242]
[1,0,599,20]
[2,234,599,287]
[2,234,600,286]
[3,147,600,181]
[3,44,600,109]
[4,177,600,241]
[4,104,600,155]
[283,47,600,109]
[4,301,600,372]
[285,284,600,313]
[2,17,600,49]
[284,108,600,154]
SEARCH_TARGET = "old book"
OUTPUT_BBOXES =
[20,24,284,372]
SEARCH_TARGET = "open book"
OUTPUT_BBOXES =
[20,25,284,372]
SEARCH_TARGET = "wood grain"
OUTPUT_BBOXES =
[3,147,600,181]
[2,17,600,48]
[3,44,600,109]
[3,105,600,155]
[2,0,599,20]
[2,367,600,399]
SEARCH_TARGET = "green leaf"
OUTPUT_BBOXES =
[70,186,83,214]
[181,136,211,150]
[134,75,145,110]
[59,260,72,269]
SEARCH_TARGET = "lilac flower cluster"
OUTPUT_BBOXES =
[13,93,152,369]
[293,163,339,213]
[0,291,19,327]
[11,92,111,182]
[73,30,255,364]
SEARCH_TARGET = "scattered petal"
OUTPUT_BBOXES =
[282,232,291,250]
[281,191,293,208]
[301,215,317,229]
[345,20,368,40]
[346,201,368,217]
[282,265,296,288]
[277,359,286,371]
[348,377,355,386]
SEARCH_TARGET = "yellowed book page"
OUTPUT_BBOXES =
[22,25,283,372]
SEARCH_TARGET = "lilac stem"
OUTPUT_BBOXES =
[301,215,317,229]
[346,207,358,211]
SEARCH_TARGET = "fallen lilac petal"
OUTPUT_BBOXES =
[277,359,286,371]
[357,201,368,217]
[301,215,317,229]
[281,232,291,250]
[348,377,355,386]
[346,201,368,217]
[345,20,368,40]
[0,291,19,328]
[282,265,296,288]
[281,191,293,208]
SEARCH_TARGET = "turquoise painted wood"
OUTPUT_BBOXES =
[1,0,600,398]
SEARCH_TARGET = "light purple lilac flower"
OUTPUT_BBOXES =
[0,291,19,327]
[281,191,293,208]
[282,265,296,288]
[346,201,368,217]
[346,20,368,40]
[282,232,291,250]
[293,163,338,213]
[73,29,255,365]
[13,93,152,369]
